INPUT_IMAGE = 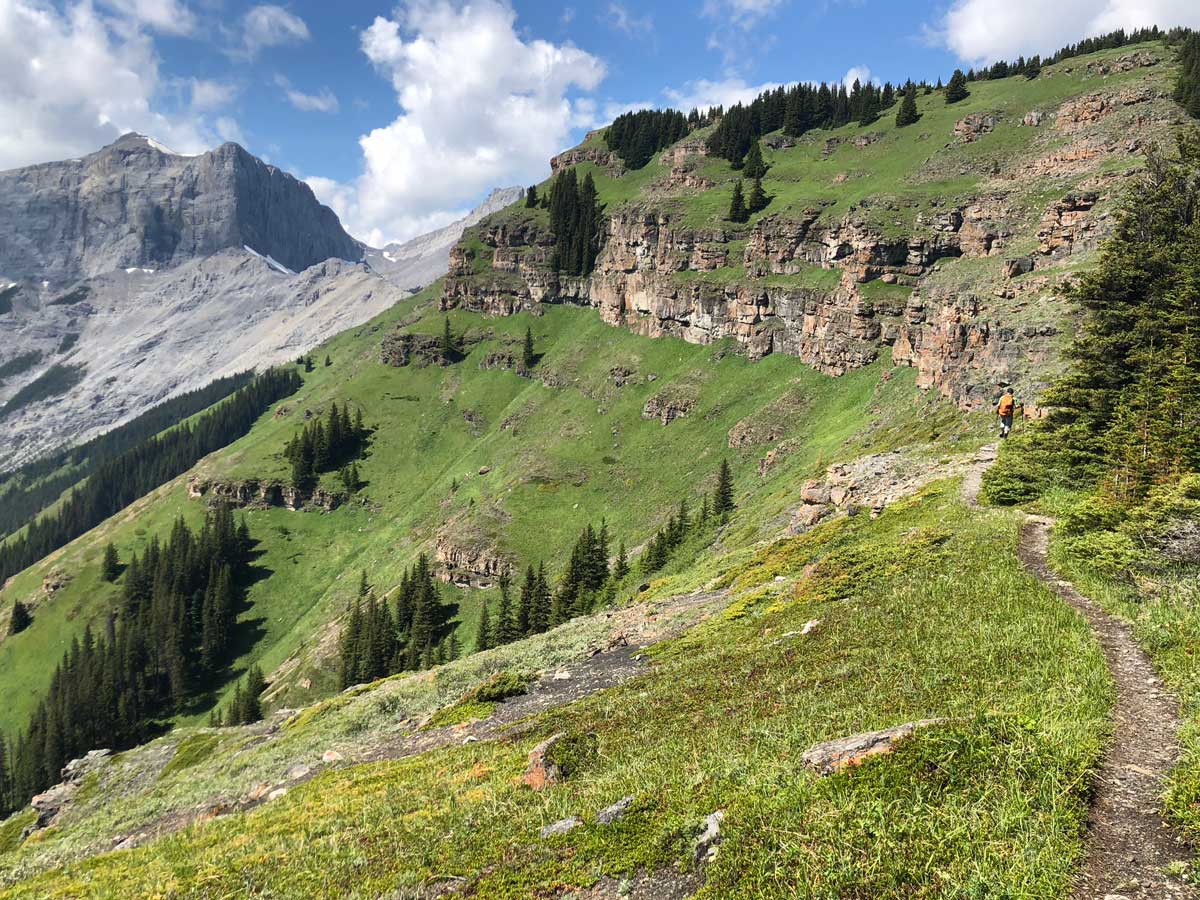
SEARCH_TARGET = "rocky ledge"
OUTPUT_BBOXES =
[187,476,345,511]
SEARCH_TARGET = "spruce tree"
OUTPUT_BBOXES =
[441,317,457,359]
[895,82,919,127]
[101,542,120,582]
[525,185,538,208]
[241,666,266,723]
[8,600,31,636]
[742,140,767,179]
[522,327,536,370]
[475,598,492,653]
[494,574,515,645]
[748,176,768,213]
[324,355,332,367]
[713,460,735,518]
[728,180,749,224]
[613,542,629,580]
[945,69,969,104]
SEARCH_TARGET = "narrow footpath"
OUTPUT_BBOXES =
[966,443,1194,899]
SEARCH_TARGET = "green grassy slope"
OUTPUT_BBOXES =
[0,281,984,736]
[0,484,1110,898]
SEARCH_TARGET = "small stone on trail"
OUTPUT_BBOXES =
[463,735,478,745]
[267,787,288,802]
[553,670,571,680]
[321,750,343,763]
[596,796,635,824]
[800,619,820,635]
[540,816,582,838]
[285,764,312,781]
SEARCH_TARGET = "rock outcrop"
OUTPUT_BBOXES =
[187,476,345,511]
[434,532,512,587]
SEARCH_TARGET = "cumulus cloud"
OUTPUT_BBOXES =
[239,4,309,57]
[934,0,1200,63]
[0,0,229,170]
[102,0,196,35]
[663,77,780,112]
[274,74,338,113]
[842,65,876,89]
[189,78,238,111]
[309,0,605,247]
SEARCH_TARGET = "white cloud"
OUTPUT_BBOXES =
[310,0,605,246]
[934,0,1200,64]
[842,65,876,89]
[240,4,309,57]
[215,116,244,144]
[663,77,780,112]
[702,0,786,28]
[604,2,653,37]
[274,74,338,113]
[189,78,238,111]
[102,0,196,35]
[0,0,229,171]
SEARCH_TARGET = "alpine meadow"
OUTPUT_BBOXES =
[0,8,1199,899]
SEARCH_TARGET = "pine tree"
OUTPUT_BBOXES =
[494,574,515,645]
[525,185,538,208]
[441,317,457,359]
[241,666,266,723]
[742,140,767,179]
[713,460,735,518]
[613,542,629,580]
[945,69,969,104]
[324,355,332,367]
[895,82,919,127]
[747,176,768,213]
[728,180,749,224]
[101,542,120,582]
[475,598,492,653]
[523,327,536,370]
[8,601,31,636]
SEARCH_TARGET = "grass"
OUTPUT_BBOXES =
[0,483,1111,898]
[0,280,986,737]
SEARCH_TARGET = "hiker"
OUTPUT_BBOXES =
[997,388,1016,438]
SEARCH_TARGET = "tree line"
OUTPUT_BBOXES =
[0,506,256,817]
[604,109,691,169]
[337,557,458,687]
[548,168,605,277]
[0,368,300,585]
[1177,30,1200,119]
[283,401,368,491]
[0,371,255,541]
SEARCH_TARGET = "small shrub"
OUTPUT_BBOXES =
[1059,531,1141,580]
[472,670,529,703]
[1058,494,1127,536]
[545,731,599,779]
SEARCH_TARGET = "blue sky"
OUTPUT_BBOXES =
[3,0,1197,245]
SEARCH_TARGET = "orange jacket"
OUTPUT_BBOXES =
[997,394,1015,417]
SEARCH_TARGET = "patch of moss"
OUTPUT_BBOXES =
[160,733,222,779]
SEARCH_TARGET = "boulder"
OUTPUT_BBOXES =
[522,733,567,790]
[800,480,831,504]
[801,719,943,775]
[539,816,583,838]
[596,796,635,825]
[1003,256,1035,278]
[693,810,725,864]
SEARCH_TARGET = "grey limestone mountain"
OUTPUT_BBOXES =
[0,134,520,471]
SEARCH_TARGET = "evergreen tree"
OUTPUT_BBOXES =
[728,179,749,224]
[304,356,315,372]
[713,460,735,518]
[523,327,536,370]
[101,542,120,582]
[476,598,493,652]
[945,69,969,104]
[747,176,768,213]
[741,140,767,179]
[441,317,457,359]
[494,574,515,645]
[8,600,31,636]
[324,355,332,367]
[895,82,919,127]
[525,185,538,208]
[613,541,629,580]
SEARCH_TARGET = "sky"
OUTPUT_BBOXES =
[3,0,1199,246]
